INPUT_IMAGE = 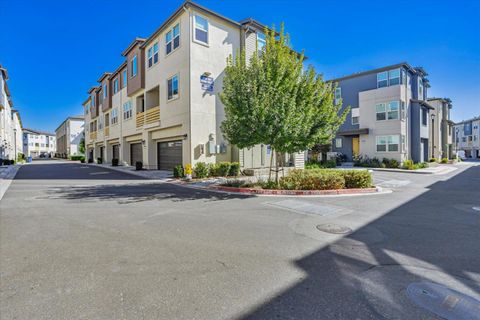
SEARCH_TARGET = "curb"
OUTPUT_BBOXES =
[371,168,433,174]
[0,165,21,201]
[208,185,380,196]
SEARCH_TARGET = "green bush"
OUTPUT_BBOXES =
[429,158,437,162]
[97,157,103,164]
[217,162,231,177]
[354,155,383,168]
[440,158,448,164]
[382,158,399,168]
[194,162,209,178]
[279,169,345,190]
[229,162,240,176]
[305,159,337,169]
[173,165,184,178]
[341,170,372,188]
[416,162,429,169]
[70,155,85,161]
[208,163,220,176]
[402,159,415,170]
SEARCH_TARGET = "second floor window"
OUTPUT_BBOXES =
[113,78,119,94]
[376,135,399,152]
[422,108,428,126]
[334,87,341,104]
[166,24,180,55]
[257,32,266,51]
[194,14,208,44]
[122,70,127,88]
[111,108,118,125]
[167,74,179,100]
[376,101,399,121]
[148,42,159,67]
[131,55,138,77]
[123,101,132,119]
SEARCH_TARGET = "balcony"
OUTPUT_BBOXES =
[90,132,97,141]
[136,106,160,128]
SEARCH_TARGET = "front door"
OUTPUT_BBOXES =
[352,137,360,157]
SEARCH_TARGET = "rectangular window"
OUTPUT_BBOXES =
[148,42,159,67]
[387,101,399,120]
[376,135,399,152]
[103,84,108,98]
[166,23,180,55]
[257,32,266,51]
[111,108,118,125]
[387,135,399,151]
[351,108,359,125]
[352,116,359,125]
[418,78,424,99]
[335,137,342,148]
[334,87,341,103]
[167,74,179,100]
[123,101,132,119]
[113,78,119,94]
[377,71,388,88]
[122,70,127,87]
[389,69,400,86]
[131,55,137,77]
[401,101,406,120]
[422,108,428,126]
[194,14,208,44]
[376,136,387,152]
[376,103,386,121]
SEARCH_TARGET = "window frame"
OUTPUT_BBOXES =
[148,42,159,68]
[388,68,400,86]
[122,70,127,88]
[335,137,342,148]
[111,108,118,125]
[167,74,179,101]
[165,23,180,56]
[113,78,119,94]
[377,71,388,88]
[376,135,400,153]
[123,101,133,120]
[131,55,138,78]
[193,13,209,45]
[334,87,341,104]
[257,32,266,51]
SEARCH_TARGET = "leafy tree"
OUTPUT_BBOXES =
[79,137,85,154]
[220,24,348,181]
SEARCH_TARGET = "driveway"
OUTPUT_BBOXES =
[1,160,479,319]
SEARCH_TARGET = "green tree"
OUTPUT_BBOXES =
[79,137,85,154]
[220,24,348,181]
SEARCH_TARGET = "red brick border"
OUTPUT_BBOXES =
[209,185,379,196]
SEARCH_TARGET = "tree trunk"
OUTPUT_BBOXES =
[275,151,280,183]
[268,147,274,181]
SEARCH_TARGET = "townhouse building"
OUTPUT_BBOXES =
[454,116,480,158]
[1,65,23,161]
[330,62,434,163]
[23,128,56,158]
[427,98,454,159]
[84,1,304,171]
[55,115,85,158]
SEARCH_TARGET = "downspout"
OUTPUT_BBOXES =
[183,5,191,167]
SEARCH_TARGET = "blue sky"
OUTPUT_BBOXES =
[1,0,479,132]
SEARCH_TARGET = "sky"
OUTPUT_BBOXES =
[1,0,479,133]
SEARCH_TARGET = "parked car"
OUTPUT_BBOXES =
[456,150,466,160]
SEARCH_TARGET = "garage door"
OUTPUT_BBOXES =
[157,141,182,170]
[112,145,119,160]
[130,143,143,166]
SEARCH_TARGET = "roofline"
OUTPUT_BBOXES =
[328,62,422,83]
[82,96,92,105]
[141,0,241,49]
[97,72,112,83]
[110,61,127,79]
[454,116,480,125]
[411,99,435,110]
[23,128,56,136]
[55,116,85,133]
[0,65,8,80]
[87,86,99,94]
[121,37,146,56]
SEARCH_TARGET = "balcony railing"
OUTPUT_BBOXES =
[90,132,97,140]
[136,106,160,128]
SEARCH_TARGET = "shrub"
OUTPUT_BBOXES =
[382,158,399,168]
[217,162,231,177]
[208,163,220,176]
[416,162,429,169]
[112,158,119,166]
[135,161,143,170]
[229,162,240,176]
[402,159,414,170]
[441,158,448,164]
[194,162,209,178]
[354,155,383,168]
[342,170,372,188]
[70,155,85,162]
[279,169,345,190]
[305,159,336,169]
[97,157,103,164]
[88,158,94,163]
[429,158,437,162]
[173,165,184,178]
[80,158,85,163]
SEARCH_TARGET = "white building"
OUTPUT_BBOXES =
[55,116,85,158]
[454,116,480,158]
[1,65,23,161]
[23,128,56,158]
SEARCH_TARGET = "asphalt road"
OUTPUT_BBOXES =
[1,160,479,319]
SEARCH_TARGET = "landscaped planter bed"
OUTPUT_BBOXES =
[209,185,379,196]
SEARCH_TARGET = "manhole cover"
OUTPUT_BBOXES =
[316,223,352,234]
[473,207,480,212]
[406,282,480,319]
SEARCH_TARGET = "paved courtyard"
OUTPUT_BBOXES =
[1,160,479,319]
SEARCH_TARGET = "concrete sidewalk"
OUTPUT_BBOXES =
[87,163,174,181]
[0,165,21,200]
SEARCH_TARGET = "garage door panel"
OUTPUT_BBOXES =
[130,143,143,166]
[158,141,182,170]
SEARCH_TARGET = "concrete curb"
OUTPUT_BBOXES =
[371,168,434,174]
[0,165,21,201]
[208,185,381,196]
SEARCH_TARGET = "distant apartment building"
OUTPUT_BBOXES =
[55,116,85,158]
[454,116,480,158]
[23,128,56,158]
[83,1,304,171]
[0,65,23,161]
[427,98,454,159]
[330,62,436,163]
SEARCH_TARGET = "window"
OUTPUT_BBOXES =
[422,108,428,126]
[194,14,208,44]
[131,55,137,77]
[111,108,118,125]
[387,101,399,120]
[122,70,127,88]
[401,101,406,119]
[257,32,266,51]
[103,84,108,98]
[352,116,359,125]
[113,78,119,94]
[462,137,467,142]
[334,87,341,103]
[418,78,424,99]
[335,137,342,148]
[167,74,179,100]
[351,108,359,125]
[376,103,386,121]
[166,24,180,55]
[123,101,132,119]
[148,42,159,67]
[388,69,400,85]
[98,115,103,130]
[377,71,388,88]
[376,135,399,152]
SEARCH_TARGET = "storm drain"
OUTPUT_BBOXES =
[316,223,352,234]
[265,200,340,216]
[406,282,480,320]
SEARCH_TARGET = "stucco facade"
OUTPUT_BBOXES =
[454,117,480,158]
[55,116,85,158]
[23,128,56,158]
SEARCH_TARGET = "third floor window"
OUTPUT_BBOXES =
[166,24,180,55]
[131,55,138,78]
[194,14,208,44]
[113,78,119,94]
[122,70,127,88]
[103,84,108,98]
[148,42,159,67]
[377,68,401,88]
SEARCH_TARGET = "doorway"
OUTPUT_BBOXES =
[352,137,360,157]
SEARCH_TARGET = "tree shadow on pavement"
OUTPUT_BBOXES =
[47,182,252,203]
[237,166,480,319]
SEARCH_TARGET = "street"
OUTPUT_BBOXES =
[1,160,479,319]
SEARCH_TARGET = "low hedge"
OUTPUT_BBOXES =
[191,161,240,179]
[70,155,85,161]
[278,169,372,190]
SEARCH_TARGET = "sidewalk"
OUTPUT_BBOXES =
[87,163,174,181]
[0,165,21,200]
